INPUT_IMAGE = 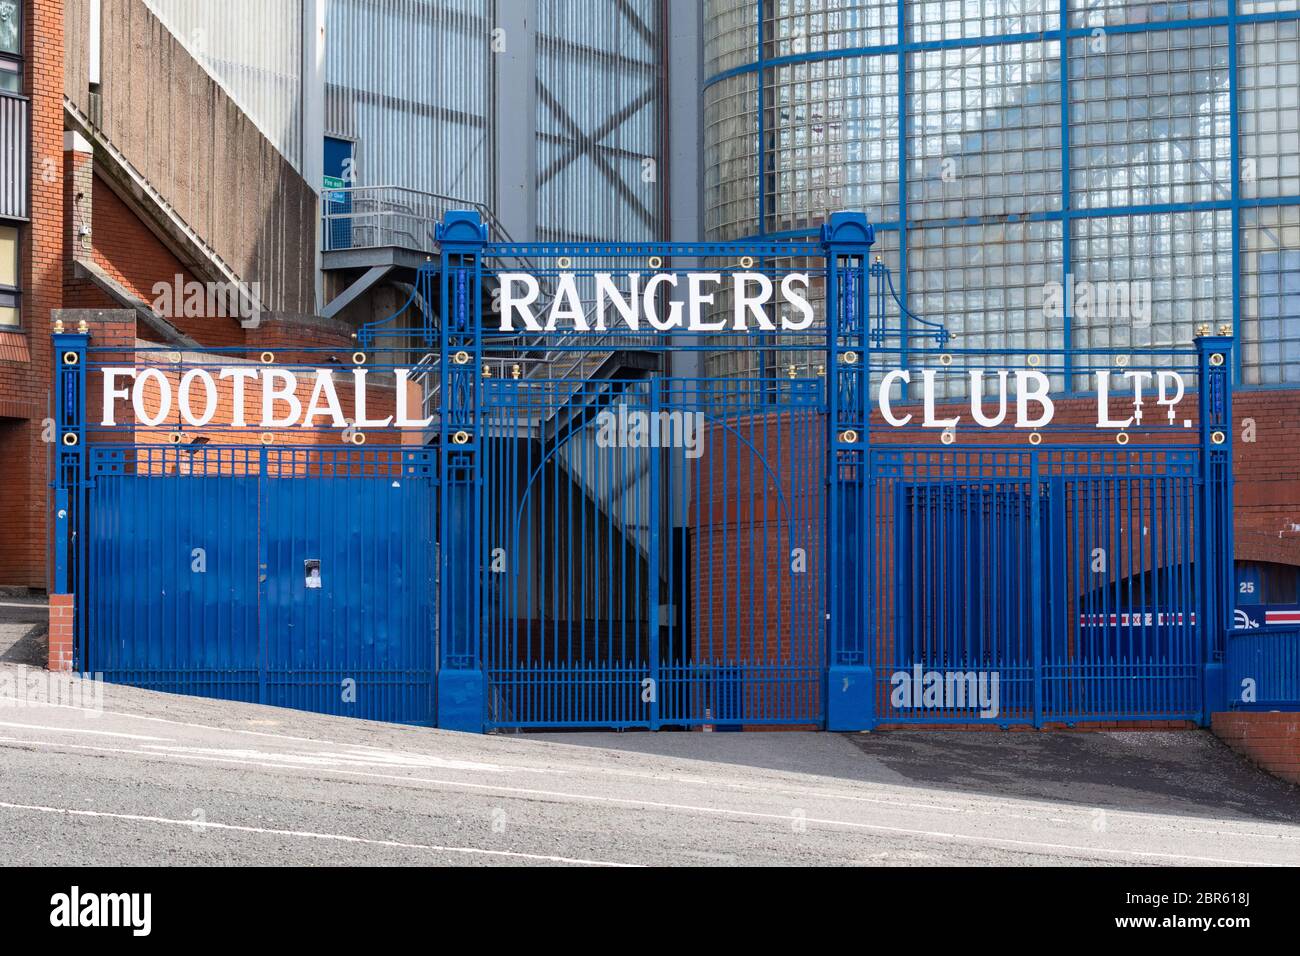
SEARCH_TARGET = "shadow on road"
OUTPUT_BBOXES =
[527,728,1300,825]
[0,597,48,668]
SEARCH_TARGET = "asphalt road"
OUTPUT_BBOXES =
[0,663,1297,866]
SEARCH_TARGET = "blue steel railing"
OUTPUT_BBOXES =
[51,210,1268,734]
[870,258,950,349]
[1226,626,1300,710]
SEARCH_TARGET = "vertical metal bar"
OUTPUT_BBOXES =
[1197,330,1235,721]
[823,216,875,730]
[51,333,88,671]
[436,211,488,731]
[257,444,268,706]
[1059,0,1073,394]
[649,383,661,729]
[1031,452,1044,727]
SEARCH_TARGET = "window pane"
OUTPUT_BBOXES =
[1241,205,1300,384]
[0,225,16,287]
[0,2,18,57]
[0,306,16,326]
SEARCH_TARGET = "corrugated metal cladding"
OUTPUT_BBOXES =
[142,0,305,171]
[535,0,663,242]
[326,0,494,206]
[0,93,28,220]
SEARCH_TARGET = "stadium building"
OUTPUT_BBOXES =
[2,2,1297,758]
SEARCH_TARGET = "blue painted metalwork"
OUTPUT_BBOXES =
[441,209,1245,731]
[1198,332,1237,716]
[79,444,437,724]
[876,447,1205,724]
[825,214,875,729]
[51,331,89,666]
[54,339,440,725]
[1226,626,1300,709]
[356,261,438,349]
[50,210,1256,733]
[435,211,488,730]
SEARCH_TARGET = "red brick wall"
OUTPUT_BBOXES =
[243,316,357,356]
[86,174,249,344]
[1212,712,1300,785]
[1233,391,1300,567]
[0,0,64,587]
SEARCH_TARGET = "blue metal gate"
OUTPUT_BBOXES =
[50,210,1245,733]
[427,210,1237,731]
[875,448,1204,724]
[480,376,825,728]
[54,342,439,725]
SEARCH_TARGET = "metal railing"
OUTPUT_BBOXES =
[339,187,607,387]
[322,185,538,275]
[322,185,470,254]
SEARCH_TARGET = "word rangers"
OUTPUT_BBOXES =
[496,271,815,332]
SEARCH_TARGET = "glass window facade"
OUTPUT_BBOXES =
[1239,18,1300,200]
[703,0,1300,385]
[908,40,1061,221]
[1067,27,1231,211]
[0,223,18,327]
[1071,209,1233,350]
[705,72,761,240]
[0,0,18,57]
[769,54,899,232]
[1241,203,1300,385]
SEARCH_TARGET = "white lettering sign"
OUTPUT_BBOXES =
[100,367,432,429]
[497,271,814,333]
[874,368,1188,430]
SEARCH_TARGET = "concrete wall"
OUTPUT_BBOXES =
[64,0,317,314]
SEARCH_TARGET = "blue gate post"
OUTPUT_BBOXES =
[436,212,489,731]
[51,324,89,669]
[822,213,876,731]
[1196,326,1235,722]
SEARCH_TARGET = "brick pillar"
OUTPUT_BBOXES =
[48,592,74,672]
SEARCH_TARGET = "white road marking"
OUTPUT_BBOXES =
[1,706,1295,847]
[10,692,566,774]
[0,720,169,742]
[143,743,509,773]
[0,689,1205,832]
[0,801,635,867]
[6,672,1298,848]
[1,734,1293,866]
